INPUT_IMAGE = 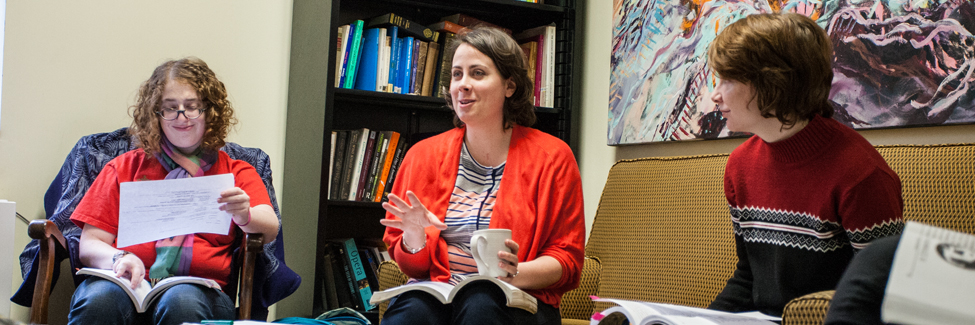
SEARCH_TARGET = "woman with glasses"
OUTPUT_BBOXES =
[67,57,279,325]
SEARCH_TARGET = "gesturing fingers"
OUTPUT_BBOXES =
[385,193,411,210]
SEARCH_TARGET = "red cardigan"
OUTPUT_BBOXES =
[383,126,586,308]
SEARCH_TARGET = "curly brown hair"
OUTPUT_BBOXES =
[444,26,536,129]
[708,13,834,128]
[129,57,237,155]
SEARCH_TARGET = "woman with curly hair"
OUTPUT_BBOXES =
[67,57,278,325]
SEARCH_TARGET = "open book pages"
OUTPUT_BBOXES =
[590,297,779,325]
[882,221,975,325]
[76,267,220,313]
[369,275,537,313]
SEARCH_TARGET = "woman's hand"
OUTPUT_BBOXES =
[380,191,447,249]
[114,253,146,289]
[218,187,251,225]
[498,239,520,282]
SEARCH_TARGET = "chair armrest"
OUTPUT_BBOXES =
[377,260,409,322]
[27,220,68,325]
[561,256,602,321]
[237,232,263,320]
[782,290,834,325]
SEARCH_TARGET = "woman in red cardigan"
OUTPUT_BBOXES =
[379,26,586,325]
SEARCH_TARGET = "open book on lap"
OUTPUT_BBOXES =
[77,267,220,313]
[882,221,975,325]
[369,275,537,313]
[590,297,779,325]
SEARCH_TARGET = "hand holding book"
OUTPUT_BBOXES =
[112,250,145,290]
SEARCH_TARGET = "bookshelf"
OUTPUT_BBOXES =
[292,0,577,318]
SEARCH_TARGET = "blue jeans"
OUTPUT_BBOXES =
[381,281,561,325]
[68,277,235,325]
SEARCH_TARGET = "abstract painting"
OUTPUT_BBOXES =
[608,0,975,144]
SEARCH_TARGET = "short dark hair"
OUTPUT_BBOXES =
[129,57,237,155]
[444,26,536,129]
[708,13,834,128]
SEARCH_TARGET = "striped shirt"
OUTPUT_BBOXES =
[439,142,505,284]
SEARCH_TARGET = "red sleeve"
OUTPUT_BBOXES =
[231,158,272,208]
[383,143,436,278]
[839,167,904,250]
[532,143,586,293]
[71,163,122,235]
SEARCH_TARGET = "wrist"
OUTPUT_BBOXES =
[112,250,132,264]
[235,210,252,227]
[402,234,426,254]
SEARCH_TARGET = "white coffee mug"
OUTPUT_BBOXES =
[470,229,513,278]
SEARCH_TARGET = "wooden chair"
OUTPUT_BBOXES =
[15,128,299,324]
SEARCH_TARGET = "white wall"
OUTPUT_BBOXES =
[0,1,293,323]
[576,0,975,238]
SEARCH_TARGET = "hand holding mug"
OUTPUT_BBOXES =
[470,229,515,278]
[497,239,520,282]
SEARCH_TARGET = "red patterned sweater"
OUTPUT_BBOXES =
[708,115,904,316]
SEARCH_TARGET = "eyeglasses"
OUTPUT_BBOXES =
[157,105,207,121]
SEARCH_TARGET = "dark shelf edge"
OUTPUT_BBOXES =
[327,199,385,208]
[333,88,561,114]
[382,0,566,14]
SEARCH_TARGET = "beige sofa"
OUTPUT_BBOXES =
[379,143,975,324]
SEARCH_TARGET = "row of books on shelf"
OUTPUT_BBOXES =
[320,238,390,311]
[335,12,556,107]
[328,128,408,202]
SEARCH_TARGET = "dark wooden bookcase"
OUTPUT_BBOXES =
[296,0,577,318]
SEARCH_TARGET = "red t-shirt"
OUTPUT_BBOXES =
[71,149,271,287]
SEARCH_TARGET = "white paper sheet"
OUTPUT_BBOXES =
[117,174,234,248]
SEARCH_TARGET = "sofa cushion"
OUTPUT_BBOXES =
[586,154,735,313]
[876,144,975,233]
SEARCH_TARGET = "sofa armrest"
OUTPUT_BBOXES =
[782,290,834,325]
[561,256,602,321]
[377,260,409,322]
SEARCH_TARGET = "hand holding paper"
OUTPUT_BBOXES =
[117,174,235,248]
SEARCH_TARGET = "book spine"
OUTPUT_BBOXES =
[333,243,362,310]
[543,25,555,107]
[353,28,382,91]
[321,244,340,310]
[327,131,336,197]
[342,239,375,310]
[388,26,401,93]
[343,20,365,89]
[534,34,544,106]
[372,131,400,202]
[355,130,377,201]
[400,37,414,95]
[434,32,456,98]
[358,248,381,294]
[421,42,439,97]
[339,130,361,200]
[382,139,408,201]
[363,133,386,201]
[410,40,423,94]
[335,25,350,88]
[377,33,390,92]
[366,12,437,43]
[430,20,466,35]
